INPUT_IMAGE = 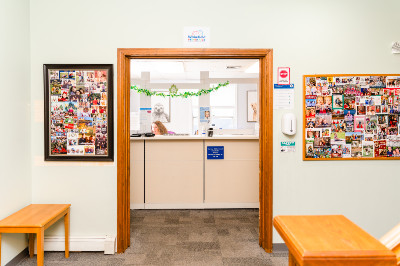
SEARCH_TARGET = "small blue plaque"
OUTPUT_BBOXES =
[274,84,294,89]
[207,146,224,160]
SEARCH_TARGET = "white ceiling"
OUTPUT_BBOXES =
[130,59,259,81]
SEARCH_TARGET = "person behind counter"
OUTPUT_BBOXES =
[151,120,168,135]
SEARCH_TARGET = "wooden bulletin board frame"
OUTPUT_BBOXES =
[303,74,400,161]
[44,64,114,161]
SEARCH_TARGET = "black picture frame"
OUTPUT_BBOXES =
[44,64,114,161]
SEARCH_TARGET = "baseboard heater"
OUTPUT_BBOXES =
[34,235,116,255]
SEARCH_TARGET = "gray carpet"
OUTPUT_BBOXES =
[17,209,288,265]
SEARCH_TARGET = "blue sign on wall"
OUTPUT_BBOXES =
[274,84,294,89]
[207,146,224,160]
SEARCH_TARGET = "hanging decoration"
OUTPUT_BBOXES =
[131,81,229,98]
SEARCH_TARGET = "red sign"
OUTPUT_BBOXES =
[277,67,290,85]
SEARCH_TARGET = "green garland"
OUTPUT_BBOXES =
[130,81,229,98]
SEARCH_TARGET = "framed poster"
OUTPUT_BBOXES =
[247,90,258,122]
[151,95,170,123]
[303,74,400,160]
[44,64,113,161]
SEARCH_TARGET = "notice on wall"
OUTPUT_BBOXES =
[183,27,210,48]
[207,146,224,159]
[277,67,290,85]
[281,141,295,152]
[140,108,152,132]
[200,106,211,122]
[392,41,400,54]
[274,84,294,110]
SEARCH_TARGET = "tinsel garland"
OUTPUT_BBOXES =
[130,81,229,98]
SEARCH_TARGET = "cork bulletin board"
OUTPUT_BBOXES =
[303,74,400,160]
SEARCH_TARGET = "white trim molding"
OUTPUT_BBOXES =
[34,235,116,255]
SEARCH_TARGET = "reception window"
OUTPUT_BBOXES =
[130,59,259,135]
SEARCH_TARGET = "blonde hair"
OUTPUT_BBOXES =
[153,121,168,135]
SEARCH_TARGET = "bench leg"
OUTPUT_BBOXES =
[0,233,2,266]
[29,233,35,257]
[36,228,44,266]
[64,209,70,258]
[289,252,297,266]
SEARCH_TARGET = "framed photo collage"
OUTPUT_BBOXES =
[304,74,400,160]
[44,64,113,161]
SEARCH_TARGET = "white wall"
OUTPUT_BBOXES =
[28,0,400,247]
[0,0,31,265]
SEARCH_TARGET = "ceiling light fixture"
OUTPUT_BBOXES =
[226,66,241,69]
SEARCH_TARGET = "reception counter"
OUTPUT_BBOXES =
[130,135,259,209]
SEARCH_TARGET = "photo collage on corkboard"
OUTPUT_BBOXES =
[47,67,112,159]
[304,75,400,159]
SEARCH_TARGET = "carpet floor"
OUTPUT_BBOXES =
[17,209,288,265]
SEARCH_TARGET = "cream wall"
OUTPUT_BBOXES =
[29,1,117,239]
[0,0,31,265]
[28,0,400,247]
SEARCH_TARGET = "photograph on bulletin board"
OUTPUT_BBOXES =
[303,74,400,160]
[44,64,114,161]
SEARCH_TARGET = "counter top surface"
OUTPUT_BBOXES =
[130,135,259,140]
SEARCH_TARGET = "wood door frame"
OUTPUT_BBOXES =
[117,48,273,253]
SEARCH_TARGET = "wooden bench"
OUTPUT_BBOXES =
[381,222,400,265]
[0,204,70,266]
[274,215,397,266]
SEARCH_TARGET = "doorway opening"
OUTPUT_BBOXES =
[117,49,273,253]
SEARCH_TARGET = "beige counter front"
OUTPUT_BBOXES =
[130,136,259,209]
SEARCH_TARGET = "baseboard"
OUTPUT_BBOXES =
[34,235,116,254]
[131,202,260,210]
[131,203,145,209]
[143,203,205,209]
[5,248,28,266]
[203,203,259,209]
[131,202,259,209]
